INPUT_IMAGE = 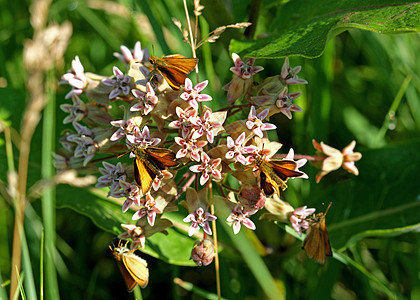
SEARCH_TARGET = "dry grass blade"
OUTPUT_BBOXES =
[172,17,190,44]
[194,0,204,17]
[197,22,252,48]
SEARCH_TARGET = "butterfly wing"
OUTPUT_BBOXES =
[123,253,149,288]
[302,216,332,264]
[320,218,333,258]
[162,55,198,73]
[269,159,303,180]
[116,259,138,291]
[154,55,198,89]
[146,147,179,169]
[134,157,155,195]
[111,246,138,292]
[260,168,278,196]
[157,66,188,90]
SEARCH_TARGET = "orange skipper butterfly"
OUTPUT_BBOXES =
[302,203,333,264]
[110,242,149,291]
[149,54,198,90]
[255,156,303,196]
[132,146,179,195]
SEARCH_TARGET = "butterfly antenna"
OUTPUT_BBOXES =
[324,202,332,215]
[117,151,130,159]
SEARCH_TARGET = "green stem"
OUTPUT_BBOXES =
[41,68,59,299]
[244,0,261,39]
[374,74,412,147]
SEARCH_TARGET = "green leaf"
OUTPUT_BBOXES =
[342,222,420,251]
[230,1,420,59]
[56,185,196,266]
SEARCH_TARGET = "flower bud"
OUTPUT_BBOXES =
[263,195,294,222]
[190,239,214,266]
[238,184,266,210]
[255,75,286,96]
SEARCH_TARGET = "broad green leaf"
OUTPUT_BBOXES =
[56,184,196,266]
[230,1,420,58]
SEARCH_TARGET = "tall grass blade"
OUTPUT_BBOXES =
[41,69,59,299]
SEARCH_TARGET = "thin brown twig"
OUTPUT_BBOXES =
[272,154,325,161]
[174,173,196,201]
[221,183,238,193]
[219,103,252,112]
[176,171,192,189]
[216,183,227,198]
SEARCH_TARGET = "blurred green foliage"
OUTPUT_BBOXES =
[0,0,419,299]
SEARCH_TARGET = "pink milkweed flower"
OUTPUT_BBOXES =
[110,118,141,142]
[180,78,212,110]
[151,169,173,193]
[189,152,222,185]
[174,137,207,162]
[290,206,316,236]
[312,140,362,183]
[183,207,217,236]
[276,87,303,119]
[191,108,224,143]
[102,66,132,99]
[131,82,158,115]
[96,162,127,195]
[132,194,164,226]
[342,141,363,176]
[113,41,149,64]
[246,106,277,138]
[119,181,141,213]
[225,132,254,165]
[224,53,264,104]
[60,95,87,124]
[168,107,200,138]
[281,57,308,85]
[66,122,97,166]
[226,203,256,235]
[61,56,87,99]
[126,126,161,150]
[118,224,146,249]
[230,53,264,79]
[136,66,164,89]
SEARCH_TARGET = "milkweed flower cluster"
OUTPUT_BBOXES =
[57,37,361,273]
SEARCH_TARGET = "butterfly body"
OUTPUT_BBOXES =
[110,243,149,291]
[302,205,333,264]
[149,54,198,90]
[132,146,179,195]
[255,156,303,196]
